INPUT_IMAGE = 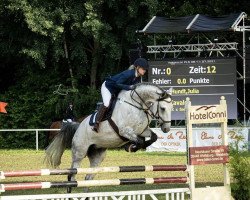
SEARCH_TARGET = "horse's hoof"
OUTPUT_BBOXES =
[125,144,138,153]
[67,187,72,193]
[124,144,131,152]
[129,144,139,152]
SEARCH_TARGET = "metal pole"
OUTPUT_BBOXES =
[243,17,246,126]
[154,34,156,60]
[35,130,39,151]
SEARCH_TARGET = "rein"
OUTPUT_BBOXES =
[130,89,172,122]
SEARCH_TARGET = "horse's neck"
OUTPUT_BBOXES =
[115,90,154,121]
[118,90,132,101]
[118,86,159,103]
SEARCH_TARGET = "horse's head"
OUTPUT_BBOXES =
[127,83,173,132]
[151,88,173,133]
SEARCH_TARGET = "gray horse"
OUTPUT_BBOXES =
[45,83,173,191]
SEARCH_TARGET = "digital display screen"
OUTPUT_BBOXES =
[148,58,237,120]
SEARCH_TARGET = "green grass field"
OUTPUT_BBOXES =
[0,149,236,196]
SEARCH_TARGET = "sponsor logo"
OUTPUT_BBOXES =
[189,106,226,120]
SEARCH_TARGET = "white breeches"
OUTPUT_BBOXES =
[101,81,111,107]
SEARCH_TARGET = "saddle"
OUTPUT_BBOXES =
[89,98,127,141]
[89,98,117,126]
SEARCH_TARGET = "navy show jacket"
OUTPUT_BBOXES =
[105,69,141,95]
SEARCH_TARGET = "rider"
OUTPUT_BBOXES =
[93,57,149,132]
[64,103,75,123]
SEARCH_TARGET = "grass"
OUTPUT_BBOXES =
[0,149,229,196]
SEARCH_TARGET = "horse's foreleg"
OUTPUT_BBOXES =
[142,131,158,148]
[119,127,144,145]
[124,137,145,152]
[124,130,158,152]
[84,146,107,192]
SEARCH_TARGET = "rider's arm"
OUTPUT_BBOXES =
[115,70,135,90]
[115,75,132,90]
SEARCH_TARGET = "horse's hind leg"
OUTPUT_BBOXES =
[67,145,89,193]
[83,146,107,192]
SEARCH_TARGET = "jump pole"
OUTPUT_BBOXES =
[0,177,188,192]
[0,165,187,179]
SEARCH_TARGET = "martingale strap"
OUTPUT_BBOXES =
[107,118,128,141]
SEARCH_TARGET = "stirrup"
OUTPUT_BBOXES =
[92,123,99,132]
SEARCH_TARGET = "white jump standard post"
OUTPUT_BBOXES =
[185,96,231,200]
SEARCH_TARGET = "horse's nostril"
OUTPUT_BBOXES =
[161,126,170,133]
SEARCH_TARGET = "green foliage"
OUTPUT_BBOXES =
[53,87,100,119]
[229,139,250,200]
[1,0,250,149]
[0,65,100,148]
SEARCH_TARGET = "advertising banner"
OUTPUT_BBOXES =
[147,127,248,152]
[189,145,229,165]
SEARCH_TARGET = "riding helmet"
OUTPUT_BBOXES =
[134,58,149,70]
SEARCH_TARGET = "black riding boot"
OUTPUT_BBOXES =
[93,105,108,132]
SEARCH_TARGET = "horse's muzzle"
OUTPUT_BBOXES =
[161,123,171,133]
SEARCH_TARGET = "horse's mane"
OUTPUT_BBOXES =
[135,82,165,92]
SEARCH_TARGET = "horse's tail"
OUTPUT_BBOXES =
[44,122,80,168]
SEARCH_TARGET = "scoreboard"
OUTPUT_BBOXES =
[148,58,237,120]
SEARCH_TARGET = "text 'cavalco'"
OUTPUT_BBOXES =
[189,111,227,120]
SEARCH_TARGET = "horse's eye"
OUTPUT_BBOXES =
[161,107,165,111]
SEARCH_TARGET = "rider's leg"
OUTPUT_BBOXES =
[93,104,108,132]
[93,82,110,132]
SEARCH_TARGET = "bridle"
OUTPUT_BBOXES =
[117,88,172,134]
[153,99,172,124]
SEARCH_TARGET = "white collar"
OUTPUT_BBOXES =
[135,69,139,77]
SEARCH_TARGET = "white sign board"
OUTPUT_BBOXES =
[147,127,248,152]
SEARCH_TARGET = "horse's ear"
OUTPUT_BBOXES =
[166,88,173,95]
[157,90,167,98]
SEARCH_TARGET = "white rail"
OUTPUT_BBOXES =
[0,188,190,200]
[0,129,60,150]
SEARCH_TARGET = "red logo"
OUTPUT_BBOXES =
[196,106,216,111]
[0,102,8,113]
